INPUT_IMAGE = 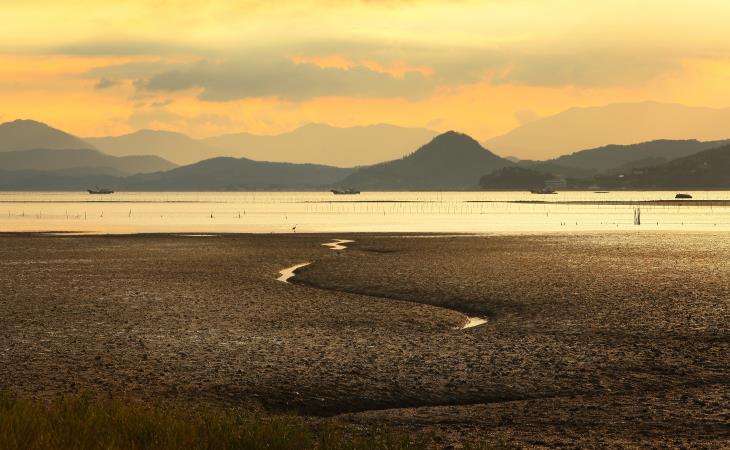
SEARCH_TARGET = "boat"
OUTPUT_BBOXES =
[331,189,360,195]
[529,188,557,194]
[675,193,693,199]
[87,187,115,194]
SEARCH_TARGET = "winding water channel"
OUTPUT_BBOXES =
[277,239,487,330]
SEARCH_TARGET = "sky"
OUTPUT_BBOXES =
[2,0,730,140]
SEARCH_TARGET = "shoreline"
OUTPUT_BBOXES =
[3,228,729,237]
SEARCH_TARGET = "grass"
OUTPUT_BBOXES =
[0,391,426,450]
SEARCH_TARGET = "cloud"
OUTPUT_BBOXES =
[295,40,683,88]
[137,58,437,101]
[493,52,682,87]
[81,38,687,104]
[151,99,174,108]
[52,40,203,56]
[86,61,176,80]
[94,77,120,89]
[133,49,679,104]
[86,61,174,95]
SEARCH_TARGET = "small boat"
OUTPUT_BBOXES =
[331,189,360,195]
[530,189,557,194]
[88,187,114,194]
[675,193,693,199]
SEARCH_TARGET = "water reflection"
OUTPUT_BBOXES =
[1,191,729,233]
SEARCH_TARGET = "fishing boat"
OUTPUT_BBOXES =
[331,188,360,195]
[87,187,114,194]
[675,193,693,199]
[529,188,557,194]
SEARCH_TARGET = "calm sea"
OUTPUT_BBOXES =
[1,191,729,234]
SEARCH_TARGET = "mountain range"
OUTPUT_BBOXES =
[3,105,730,191]
[335,131,512,190]
[123,158,353,191]
[88,124,437,166]
[83,102,730,167]
[574,144,730,189]
[0,148,175,176]
[85,130,221,167]
[200,124,437,167]
[0,119,93,152]
[484,102,730,160]
[543,139,730,172]
[516,139,730,179]
[633,144,730,188]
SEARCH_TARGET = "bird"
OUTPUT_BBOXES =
[292,224,297,233]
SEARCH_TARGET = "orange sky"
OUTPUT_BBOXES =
[2,0,730,140]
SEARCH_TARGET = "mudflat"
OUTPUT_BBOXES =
[0,232,728,447]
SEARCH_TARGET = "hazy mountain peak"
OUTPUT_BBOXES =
[295,123,335,131]
[93,129,198,141]
[427,130,480,146]
[484,101,730,160]
[412,131,497,159]
[133,129,191,137]
[201,123,438,167]
[0,119,94,152]
[336,131,513,190]
[86,130,221,165]
[295,122,418,132]
[3,118,51,128]
[0,148,176,175]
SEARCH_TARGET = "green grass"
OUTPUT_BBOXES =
[0,392,425,450]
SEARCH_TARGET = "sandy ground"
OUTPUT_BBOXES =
[0,232,728,448]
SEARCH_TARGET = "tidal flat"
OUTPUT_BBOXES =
[0,232,728,448]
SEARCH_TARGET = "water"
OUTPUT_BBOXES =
[277,262,311,283]
[1,191,729,234]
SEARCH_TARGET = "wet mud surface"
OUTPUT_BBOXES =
[0,232,727,447]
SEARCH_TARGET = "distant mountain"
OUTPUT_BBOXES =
[87,130,221,165]
[583,144,730,189]
[87,124,437,167]
[546,139,730,173]
[483,102,730,160]
[0,169,118,191]
[514,160,596,179]
[335,131,514,190]
[123,157,354,191]
[0,119,94,152]
[0,155,354,191]
[480,167,555,190]
[0,132,512,191]
[0,148,176,175]
[202,123,437,167]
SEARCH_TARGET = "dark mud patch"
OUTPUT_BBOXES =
[0,232,728,447]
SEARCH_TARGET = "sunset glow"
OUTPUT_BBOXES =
[2,0,730,146]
